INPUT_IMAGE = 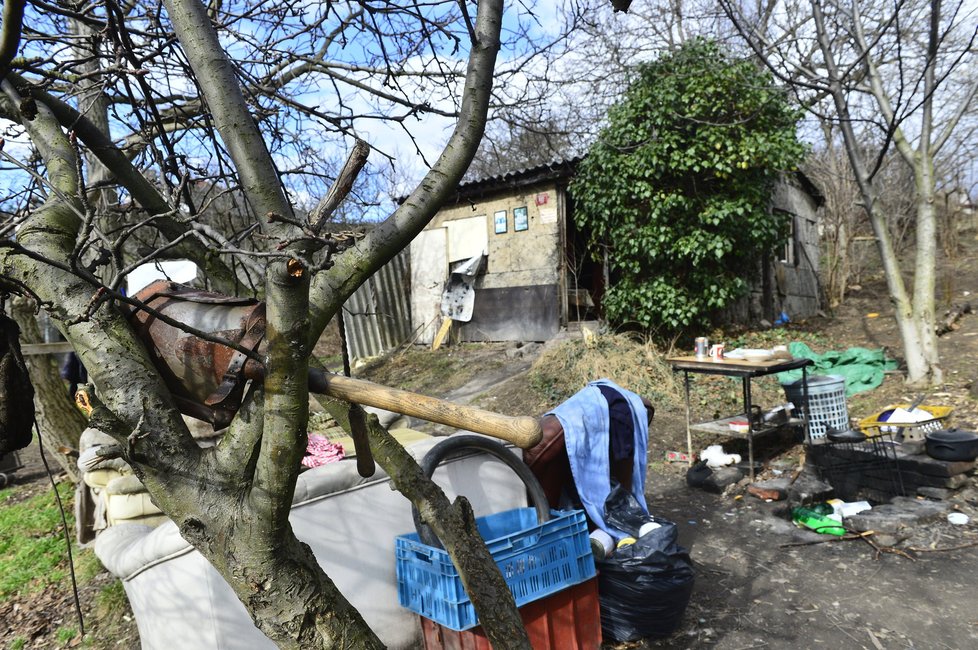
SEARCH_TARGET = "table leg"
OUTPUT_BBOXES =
[801,366,811,444]
[683,371,693,467]
[743,376,755,482]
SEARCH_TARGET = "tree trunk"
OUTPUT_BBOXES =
[8,298,84,481]
[908,158,942,386]
[69,18,118,216]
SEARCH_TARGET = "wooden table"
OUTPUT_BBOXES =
[667,355,814,481]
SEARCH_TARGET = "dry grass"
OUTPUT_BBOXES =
[527,332,683,409]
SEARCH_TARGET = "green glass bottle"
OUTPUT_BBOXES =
[791,506,846,536]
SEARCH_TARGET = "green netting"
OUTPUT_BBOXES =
[777,342,898,397]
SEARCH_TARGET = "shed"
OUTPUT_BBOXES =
[409,159,824,344]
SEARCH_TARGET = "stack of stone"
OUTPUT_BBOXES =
[894,447,976,500]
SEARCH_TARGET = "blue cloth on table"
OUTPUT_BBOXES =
[548,378,649,539]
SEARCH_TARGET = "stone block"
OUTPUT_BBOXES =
[917,486,955,500]
[744,471,833,504]
[846,496,951,534]
[700,467,745,493]
[899,469,971,490]
[895,451,975,478]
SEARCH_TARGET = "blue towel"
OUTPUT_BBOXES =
[548,378,649,539]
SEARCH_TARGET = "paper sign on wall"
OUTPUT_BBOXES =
[514,206,528,231]
[539,207,558,224]
[494,210,507,234]
[446,215,489,261]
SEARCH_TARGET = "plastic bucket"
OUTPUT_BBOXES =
[782,374,848,439]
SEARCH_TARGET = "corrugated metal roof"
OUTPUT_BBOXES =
[452,157,583,200]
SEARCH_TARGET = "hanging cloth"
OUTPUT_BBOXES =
[548,378,649,539]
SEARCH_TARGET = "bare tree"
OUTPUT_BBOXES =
[806,134,865,309]
[0,0,626,646]
[720,0,978,386]
[475,0,739,152]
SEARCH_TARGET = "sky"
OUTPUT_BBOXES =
[5,0,973,229]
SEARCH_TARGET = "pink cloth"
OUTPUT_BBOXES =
[302,434,345,469]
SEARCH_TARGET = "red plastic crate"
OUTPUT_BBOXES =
[419,577,601,650]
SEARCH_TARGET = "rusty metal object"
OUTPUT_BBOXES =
[128,280,266,428]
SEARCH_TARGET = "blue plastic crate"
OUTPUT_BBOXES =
[395,507,595,631]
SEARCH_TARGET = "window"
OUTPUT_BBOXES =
[777,211,798,267]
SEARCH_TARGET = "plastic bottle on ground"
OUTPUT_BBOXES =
[791,506,846,536]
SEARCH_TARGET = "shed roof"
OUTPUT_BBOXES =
[453,157,582,200]
[448,156,823,207]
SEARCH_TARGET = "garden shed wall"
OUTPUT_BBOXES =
[411,176,567,343]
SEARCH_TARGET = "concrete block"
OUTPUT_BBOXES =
[701,467,745,493]
[744,471,833,504]
[895,451,976,478]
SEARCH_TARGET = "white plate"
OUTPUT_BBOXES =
[727,348,774,361]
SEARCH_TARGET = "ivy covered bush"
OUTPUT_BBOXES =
[570,38,807,332]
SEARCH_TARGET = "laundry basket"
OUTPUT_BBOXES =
[858,404,953,442]
[782,375,848,440]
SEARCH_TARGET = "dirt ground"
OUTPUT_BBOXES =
[5,234,978,649]
[609,242,978,649]
[634,268,978,650]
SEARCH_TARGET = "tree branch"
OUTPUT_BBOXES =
[309,139,370,234]
[306,0,504,342]
[163,0,295,234]
[254,257,309,528]
[0,81,200,475]
[13,75,239,290]
[0,0,26,81]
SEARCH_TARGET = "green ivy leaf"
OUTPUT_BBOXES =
[569,38,808,334]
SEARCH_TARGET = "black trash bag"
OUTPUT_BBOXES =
[685,459,714,488]
[604,480,656,536]
[597,486,695,642]
[0,313,34,460]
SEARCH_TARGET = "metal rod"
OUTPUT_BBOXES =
[684,371,693,466]
[743,376,755,482]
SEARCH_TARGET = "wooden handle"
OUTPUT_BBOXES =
[308,370,542,449]
[348,405,377,478]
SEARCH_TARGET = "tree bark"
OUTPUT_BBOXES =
[8,298,84,481]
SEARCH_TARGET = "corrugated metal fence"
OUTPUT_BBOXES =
[343,251,413,360]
